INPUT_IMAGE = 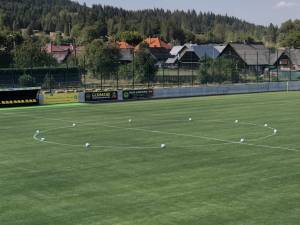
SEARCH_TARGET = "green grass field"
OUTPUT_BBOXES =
[1,92,300,225]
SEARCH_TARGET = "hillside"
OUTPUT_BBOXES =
[0,0,269,44]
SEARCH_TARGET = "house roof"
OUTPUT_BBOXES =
[116,41,134,49]
[166,44,225,64]
[225,43,272,66]
[51,52,70,63]
[44,43,83,53]
[288,49,300,65]
[119,49,133,62]
[170,45,186,56]
[43,43,83,63]
[189,44,225,59]
[149,48,171,61]
[144,37,172,49]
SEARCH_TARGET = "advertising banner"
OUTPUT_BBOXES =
[0,87,40,107]
[123,89,154,100]
[85,91,118,102]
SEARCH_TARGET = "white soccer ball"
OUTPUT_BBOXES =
[264,124,268,127]
[72,123,76,127]
[240,138,245,143]
[41,138,45,142]
[235,120,239,124]
[161,144,166,149]
[36,130,40,134]
[85,143,91,148]
[128,119,132,123]
[189,118,192,121]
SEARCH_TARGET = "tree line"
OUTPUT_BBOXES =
[0,0,277,45]
[1,0,300,46]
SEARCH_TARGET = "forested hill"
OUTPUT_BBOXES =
[0,0,270,44]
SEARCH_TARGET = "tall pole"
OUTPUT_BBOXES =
[132,50,135,89]
[116,71,119,89]
[192,66,194,86]
[147,63,150,88]
[277,49,279,82]
[289,48,292,81]
[256,51,259,83]
[268,48,271,82]
[177,54,180,87]
[83,55,86,90]
[162,63,165,88]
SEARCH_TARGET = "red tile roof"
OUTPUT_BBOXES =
[116,41,134,49]
[144,37,172,49]
[44,43,83,53]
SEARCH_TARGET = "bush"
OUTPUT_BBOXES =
[18,74,35,87]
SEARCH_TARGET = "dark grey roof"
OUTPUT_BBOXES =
[288,49,300,65]
[190,44,225,59]
[227,43,272,65]
[149,48,171,61]
[165,44,225,64]
[119,49,133,62]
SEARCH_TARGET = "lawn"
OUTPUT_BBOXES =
[1,92,300,225]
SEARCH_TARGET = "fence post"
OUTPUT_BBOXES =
[132,50,135,89]
[116,71,119,90]
[268,48,271,82]
[162,64,165,88]
[177,60,180,87]
[276,49,279,82]
[289,48,292,81]
[100,73,103,90]
[192,65,194,87]
[256,51,258,82]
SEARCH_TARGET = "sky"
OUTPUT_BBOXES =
[75,0,300,26]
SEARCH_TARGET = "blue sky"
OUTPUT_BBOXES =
[75,0,300,26]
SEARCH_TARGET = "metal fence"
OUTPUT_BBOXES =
[1,55,300,91]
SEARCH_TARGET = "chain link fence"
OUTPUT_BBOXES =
[1,48,300,91]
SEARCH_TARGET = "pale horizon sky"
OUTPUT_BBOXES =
[74,0,300,26]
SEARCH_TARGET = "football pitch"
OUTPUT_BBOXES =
[1,92,300,225]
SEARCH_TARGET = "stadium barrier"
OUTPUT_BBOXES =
[152,81,300,99]
[40,91,79,105]
[78,81,300,104]
[0,87,40,107]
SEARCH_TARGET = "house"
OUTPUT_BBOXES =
[135,37,172,67]
[119,49,133,64]
[116,41,134,50]
[219,43,276,73]
[166,44,226,67]
[273,49,300,71]
[143,37,172,49]
[44,43,83,63]
[114,41,134,64]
